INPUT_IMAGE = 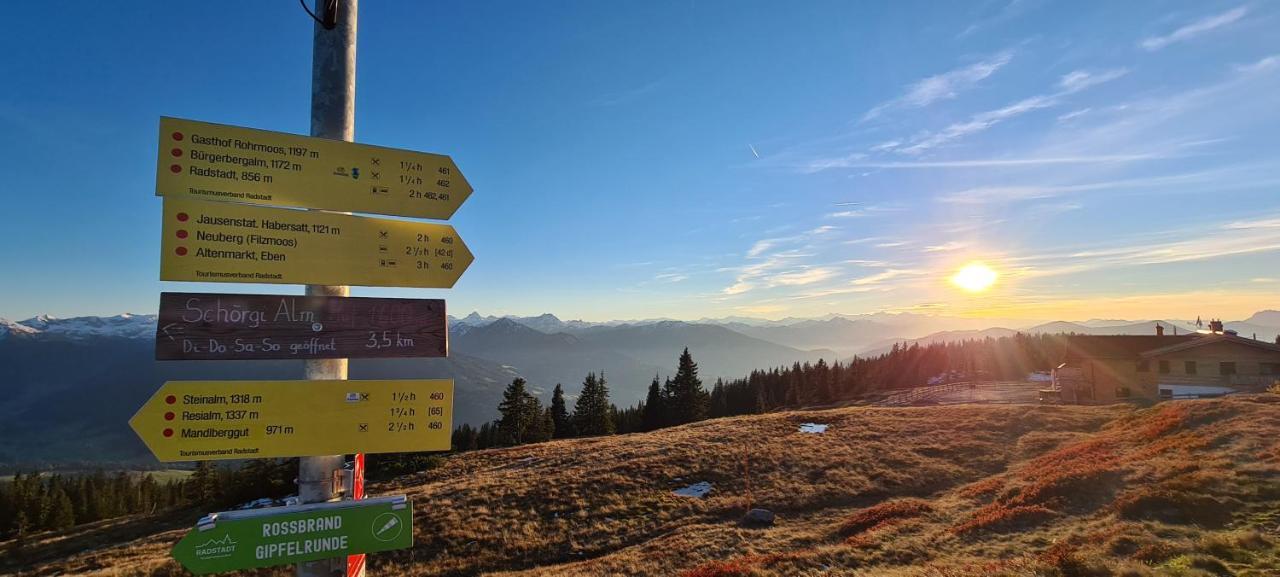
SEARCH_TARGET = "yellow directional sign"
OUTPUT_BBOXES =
[130,380,454,462]
[159,198,473,288]
[156,117,471,219]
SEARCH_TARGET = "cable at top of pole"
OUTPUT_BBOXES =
[300,0,338,30]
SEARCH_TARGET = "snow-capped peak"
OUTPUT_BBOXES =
[4,313,157,341]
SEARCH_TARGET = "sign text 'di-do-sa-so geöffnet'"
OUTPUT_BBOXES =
[156,292,447,361]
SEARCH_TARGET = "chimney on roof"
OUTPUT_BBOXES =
[1209,319,1225,333]
[1156,324,1165,336]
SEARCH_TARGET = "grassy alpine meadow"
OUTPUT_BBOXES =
[6,397,1280,576]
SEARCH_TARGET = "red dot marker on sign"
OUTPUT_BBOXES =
[165,395,177,404]
[164,412,175,421]
[171,148,183,157]
[176,247,188,256]
[176,230,188,239]
[177,213,188,222]
[163,429,174,438]
[170,164,181,174]
[172,131,184,141]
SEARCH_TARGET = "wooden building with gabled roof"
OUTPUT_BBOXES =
[1047,326,1280,403]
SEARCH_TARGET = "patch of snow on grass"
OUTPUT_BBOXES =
[798,423,828,434]
[673,481,712,498]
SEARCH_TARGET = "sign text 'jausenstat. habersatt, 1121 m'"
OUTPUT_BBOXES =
[159,198,473,288]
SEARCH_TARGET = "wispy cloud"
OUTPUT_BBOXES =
[1057,108,1091,123]
[787,267,930,300]
[924,242,966,253]
[746,239,776,257]
[590,79,665,106]
[898,94,1057,154]
[1141,6,1248,51]
[936,169,1229,204]
[821,154,1163,170]
[825,204,905,219]
[957,0,1030,39]
[1225,216,1280,230]
[723,227,846,295]
[768,267,838,287]
[1235,54,1280,74]
[862,51,1013,122]
[861,64,1129,157]
[1059,68,1128,93]
[852,268,924,286]
[1001,212,1280,277]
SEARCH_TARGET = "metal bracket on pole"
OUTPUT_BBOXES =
[296,469,351,502]
[337,468,354,498]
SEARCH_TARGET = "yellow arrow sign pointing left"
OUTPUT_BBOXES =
[129,380,454,462]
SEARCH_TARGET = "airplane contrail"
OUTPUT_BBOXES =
[747,144,760,159]
[832,201,863,206]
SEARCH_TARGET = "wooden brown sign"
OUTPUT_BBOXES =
[156,292,446,360]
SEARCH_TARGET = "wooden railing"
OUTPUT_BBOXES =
[875,381,978,407]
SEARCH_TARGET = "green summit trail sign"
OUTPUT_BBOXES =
[172,495,412,574]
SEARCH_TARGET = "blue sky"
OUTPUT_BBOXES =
[1,1,1277,322]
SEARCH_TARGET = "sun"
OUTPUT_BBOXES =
[950,262,998,293]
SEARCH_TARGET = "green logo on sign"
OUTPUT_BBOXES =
[193,534,237,560]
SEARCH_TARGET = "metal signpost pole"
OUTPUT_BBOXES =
[302,1,357,576]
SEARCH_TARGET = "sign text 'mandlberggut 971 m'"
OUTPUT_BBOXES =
[157,116,471,219]
[171,496,413,574]
[129,379,454,462]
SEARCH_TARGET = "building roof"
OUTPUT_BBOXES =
[1055,335,1199,361]
[1140,332,1280,358]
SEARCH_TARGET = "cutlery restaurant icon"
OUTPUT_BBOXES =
[371,512,402,542]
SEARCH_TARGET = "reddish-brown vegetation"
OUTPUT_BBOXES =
[9,397,1280,577]
[679,553,793,577]
[950,503,1057,535]
[836,498,932,537]
[957,476,1004,499]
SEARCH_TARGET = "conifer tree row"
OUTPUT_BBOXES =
[457,333,1080,451]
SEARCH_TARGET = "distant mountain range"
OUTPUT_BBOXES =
[2,308,1276,465]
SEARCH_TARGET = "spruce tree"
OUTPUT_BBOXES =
[550,383,572,438]
[572,372,615,436]
[665,348,709,424]
[47,486,75,530]
[497,378,535,446]
[533,407,555,443]
[641,375,666,431]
